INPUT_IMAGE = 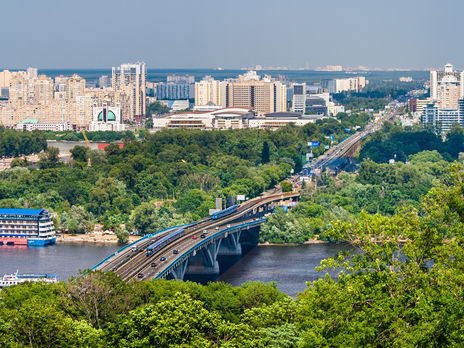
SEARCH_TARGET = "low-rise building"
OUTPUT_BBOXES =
[153,107,253,130]
[249,112,326,129]
[15,119,72,131]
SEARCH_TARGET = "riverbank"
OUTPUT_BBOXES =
[56,233,141,245]
[57,233,331,246]
[258,239,330,246]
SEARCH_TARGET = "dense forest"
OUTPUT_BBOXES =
[0,128,47,157]
[1,165,464,346]
[360,123,464,162]
[0,112,370,240]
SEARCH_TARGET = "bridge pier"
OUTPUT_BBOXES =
[169,259,189,280]
[218,231,242,256]
[186,239,222,275]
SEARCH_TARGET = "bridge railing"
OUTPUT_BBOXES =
[155,218,267,279]
[91,222,198,271]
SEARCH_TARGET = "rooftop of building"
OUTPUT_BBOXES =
[0,208,46,216]
[164,107,254,119]
[18,119,39,124]
[263,112,303,118]
[262,112,327,120]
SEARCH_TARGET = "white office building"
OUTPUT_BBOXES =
[89,105,125,131]
[291,83,306,113]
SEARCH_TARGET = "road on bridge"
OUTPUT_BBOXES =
[301,111,398,176]
[94,191,300,281]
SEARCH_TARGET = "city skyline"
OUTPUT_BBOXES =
[2,0,463,70]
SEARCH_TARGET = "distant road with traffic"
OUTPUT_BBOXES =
[301,111,396,176]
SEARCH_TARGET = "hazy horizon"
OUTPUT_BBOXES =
[2,0,462,70]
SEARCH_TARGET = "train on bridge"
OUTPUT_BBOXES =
[92,191,301,282]
[146,228,185,256]
[211,205,238,220]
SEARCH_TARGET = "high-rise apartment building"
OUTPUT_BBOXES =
[0,68,130,129]
[97,75,111,88]
[422,63,464,133]
[291,83,306,113]
[222,72,287,116]
[66,74,85,101]
[54,75,69,93]
[430,63,464,109]
[27,67,38,80]
[33,75,54,105]
[321,76,368,93]
[195,76,223,106]
[156,83,193,100]
[0,70,10,89]
[112,62,146,120]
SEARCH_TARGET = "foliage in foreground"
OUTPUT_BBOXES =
[1,165,464,347]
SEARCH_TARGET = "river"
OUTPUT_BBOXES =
[0,243,351,296]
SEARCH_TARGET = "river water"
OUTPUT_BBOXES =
[0,243,351,297]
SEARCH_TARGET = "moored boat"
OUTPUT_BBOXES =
[0,272,58,288]
[0,208,56,247]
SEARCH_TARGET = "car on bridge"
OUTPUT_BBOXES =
[160,257,166,261]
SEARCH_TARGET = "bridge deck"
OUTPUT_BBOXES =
[93,191,300,281]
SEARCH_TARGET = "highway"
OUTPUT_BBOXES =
[94,191,300,281]
[301,112,396,176]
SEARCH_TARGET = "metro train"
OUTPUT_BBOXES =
[211,205,238,220]
[146,228,185,256]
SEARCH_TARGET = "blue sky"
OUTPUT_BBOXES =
[1,0,461,69]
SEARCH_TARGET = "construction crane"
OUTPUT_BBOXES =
[77,123,91,166]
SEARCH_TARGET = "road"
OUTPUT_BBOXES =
[95,191,300,281]
[301,112,396,176]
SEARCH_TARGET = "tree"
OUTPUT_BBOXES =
[38,146,61,169]
[10,157,29,167]
[261,141,270,164]
[280,181,293,192]
[260,208,312,244]
[296,165,464,346]
[70,145,89,163]
[64,271,137,330]
[115,225,129,244]
[145,117,154,129]
[146,102,170,116]
[130,201,158,235]
[60,206,94,234]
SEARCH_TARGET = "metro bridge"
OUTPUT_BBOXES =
[92,191,300,281]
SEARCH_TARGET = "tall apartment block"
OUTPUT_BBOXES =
[321,76,367,93]
[422,63,464,133]
[291,83,306,113]
[112,62,146,120]
[195,76,223,107]
[222,72,287,116]
[430,63,464,109]
[0,65,134,129]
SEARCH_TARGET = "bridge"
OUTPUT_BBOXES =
[301,114,388,176]
[92,191,300,281]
